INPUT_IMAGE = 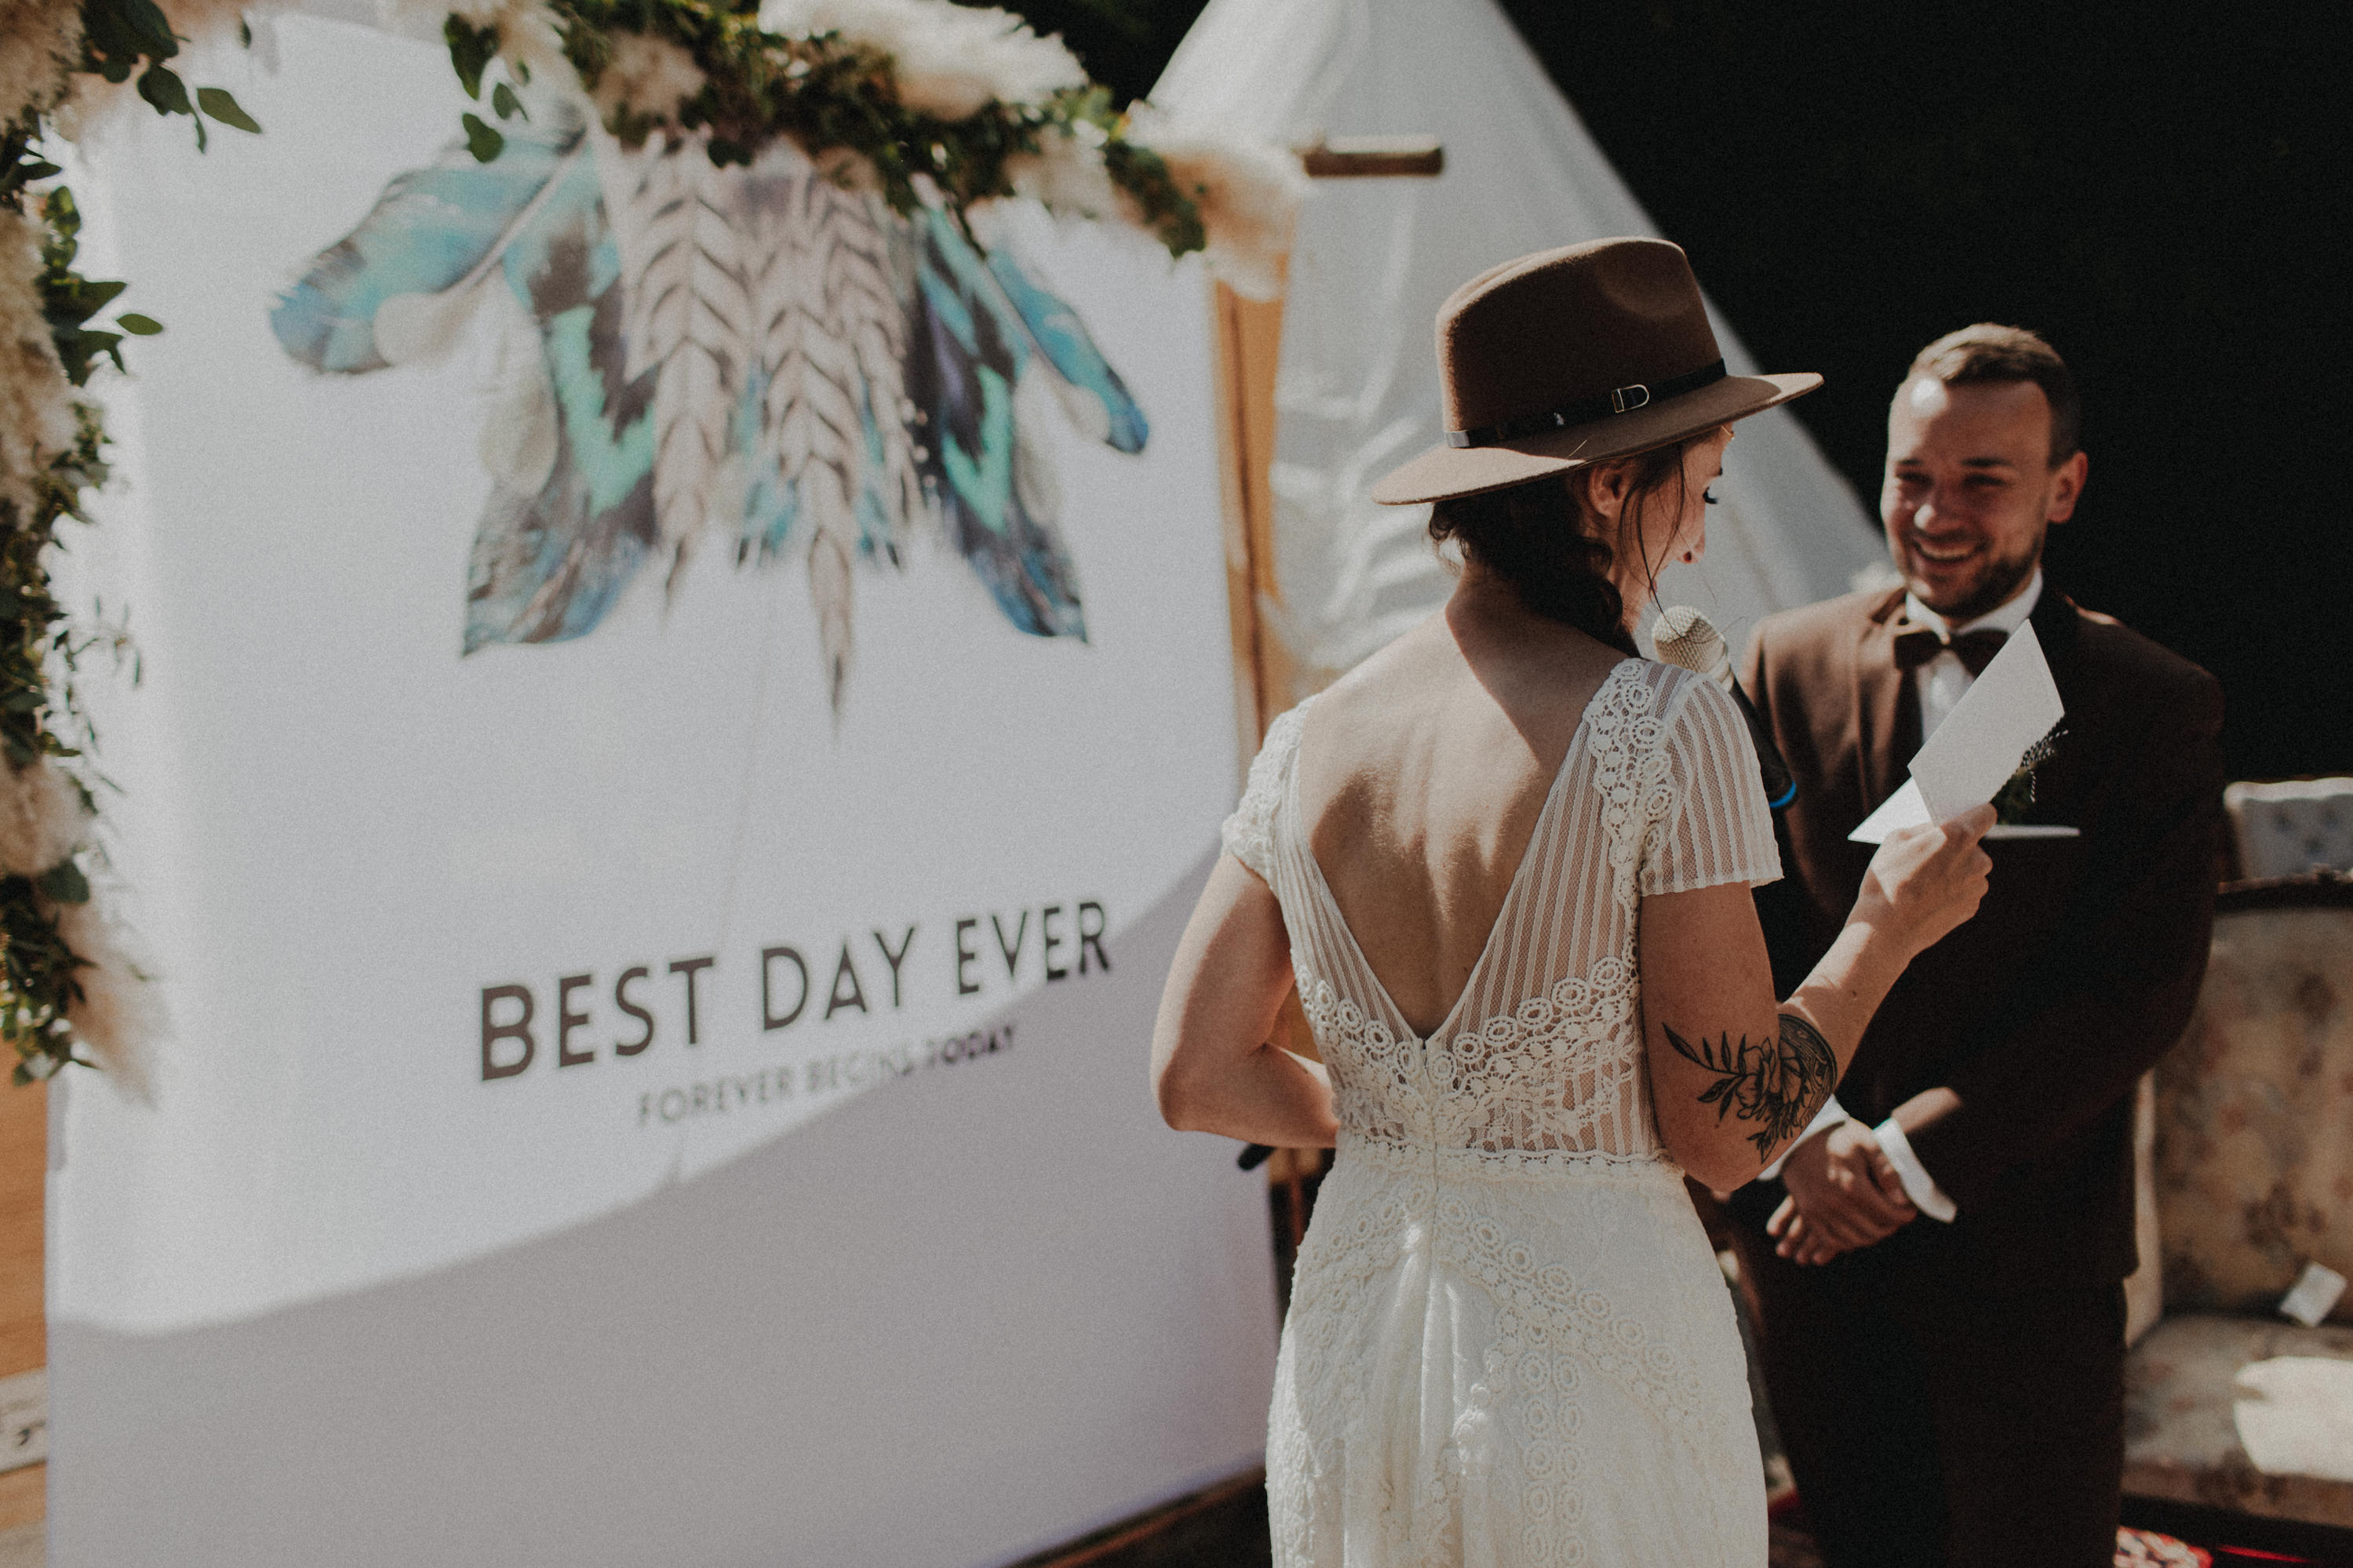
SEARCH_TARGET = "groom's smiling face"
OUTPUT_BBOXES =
[1881,377,2088,622]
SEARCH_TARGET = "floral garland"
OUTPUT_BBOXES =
[0,0,254,1091]
[0,0,1300,1092]
[441,0,1300,297]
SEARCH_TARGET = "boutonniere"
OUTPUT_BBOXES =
[1991,721,2066,824]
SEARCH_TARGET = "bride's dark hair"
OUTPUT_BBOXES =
[1426,440,1692,657]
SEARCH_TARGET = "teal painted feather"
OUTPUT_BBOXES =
[985,246,1146,454]
[909,208,1094,639]
[464,154,657,650]
[272,118,585,374]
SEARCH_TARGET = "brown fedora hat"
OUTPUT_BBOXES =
[1369,237,1821,506]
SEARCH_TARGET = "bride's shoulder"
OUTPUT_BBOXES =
[1292,624,1442,731]
[1616,662,1755,767]
[1617,655,1720,708]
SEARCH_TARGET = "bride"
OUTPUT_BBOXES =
[1152,238,1992,1567]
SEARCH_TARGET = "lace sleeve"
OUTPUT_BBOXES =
[1221,701,1309,886]
[1641,675,1783,896]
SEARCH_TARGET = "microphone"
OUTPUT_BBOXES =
[1652,606,1796,809]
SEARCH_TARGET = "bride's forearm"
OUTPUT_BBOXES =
[1783,915,1911,1079]
[1157,1042,1338,1148]
[1742,911,1919,1170]
[1153,857,1333,1147]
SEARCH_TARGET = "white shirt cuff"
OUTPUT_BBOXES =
[1872,1117,1958,1222]
[1758,1094,1850,1181]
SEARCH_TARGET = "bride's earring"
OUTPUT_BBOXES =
[1681,550,1696,564]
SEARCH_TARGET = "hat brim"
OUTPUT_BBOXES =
[1368,371,1823,506]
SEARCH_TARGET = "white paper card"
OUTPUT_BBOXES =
[1850,782,2082,843]
[1849,623,2071,844]
[1852,778,1932,842]
[1910,621,2065,823]
[2282,1260,2349,1327]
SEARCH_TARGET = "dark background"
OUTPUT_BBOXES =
[1005,0,2353,781]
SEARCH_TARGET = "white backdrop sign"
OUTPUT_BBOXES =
[47,15,1275,1566]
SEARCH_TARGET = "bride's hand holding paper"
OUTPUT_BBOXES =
[1852,621,2078,843]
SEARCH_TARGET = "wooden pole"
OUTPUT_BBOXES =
[1208,275,1293,775]
[0,1082,45,1534]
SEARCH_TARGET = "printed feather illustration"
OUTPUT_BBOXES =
[271,101,1148,713]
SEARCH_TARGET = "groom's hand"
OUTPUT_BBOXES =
[1767,1122,1916,1265]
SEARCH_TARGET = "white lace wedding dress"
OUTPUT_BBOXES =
[1225,659,1783,1568]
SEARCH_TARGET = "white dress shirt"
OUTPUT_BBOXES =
[1754,570,2045,1221]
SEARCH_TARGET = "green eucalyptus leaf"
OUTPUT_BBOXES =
[38,860,90,906]
[491,81,525,122]
[115,313,163,335]
[461,111,504,163]
[82,0,180,65]
[136,63,193,117]
[18,162,60,181]
[128,0,180,54]
[196,86,262,133]
[444,14,498,100]
[42,186,80,235]
[49,278,128,322]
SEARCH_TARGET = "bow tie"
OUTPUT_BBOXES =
[1894,626,2009,676]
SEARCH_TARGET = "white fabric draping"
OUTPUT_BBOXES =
[1153,0,1888,693]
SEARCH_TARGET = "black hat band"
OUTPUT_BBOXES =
[1444,358,1728,449]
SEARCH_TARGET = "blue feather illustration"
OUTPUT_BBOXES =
[984,244,1147,455]
[272,119,586,375]
[463,153,657,650]
[274,122,1149,704]
[909,208,1153,639]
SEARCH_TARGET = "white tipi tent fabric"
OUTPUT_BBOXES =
[1153,0,1889,695]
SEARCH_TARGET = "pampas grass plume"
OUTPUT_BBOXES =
[152,0,279,46]
[0,757,90,878]
[0,209,77,522]
[443,0,574,93]
[1005,121,1120,222]
[589,32,706,125]
[56,891,162,1101]
[758,0,1084,120]
[0,0,82,128]
[1125,111,1306,301]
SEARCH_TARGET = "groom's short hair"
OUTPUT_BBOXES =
[1907,324,2080,466]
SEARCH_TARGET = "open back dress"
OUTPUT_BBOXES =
[1224,659,1783,1568]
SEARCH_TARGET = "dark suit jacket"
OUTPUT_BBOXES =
[1740,583,2224,1286]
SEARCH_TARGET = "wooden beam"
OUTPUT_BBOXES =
[1299,136,1444,179]
[1208,275,1294,777]
[1208,276,1317,1072]
[0,1082,42,1534]
[0,1085,42,1383]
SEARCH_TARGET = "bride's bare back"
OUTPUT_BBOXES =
[1295,572,1627,1039]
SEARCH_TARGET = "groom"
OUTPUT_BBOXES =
[1724,326,2224,1567]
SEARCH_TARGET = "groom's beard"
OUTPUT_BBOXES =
[1940,542,2041,623]
[1905,537,2043,624]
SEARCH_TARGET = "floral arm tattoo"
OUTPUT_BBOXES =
[1663,1014,1838,1159]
